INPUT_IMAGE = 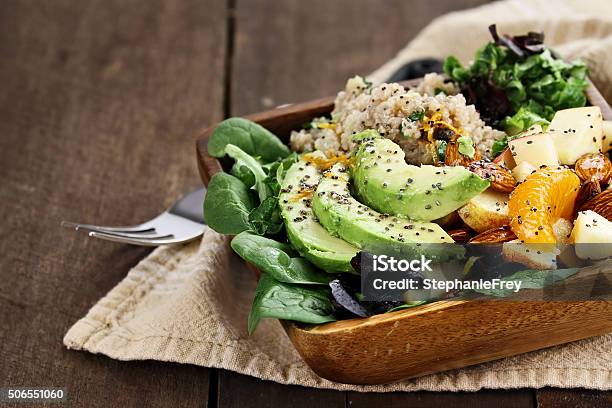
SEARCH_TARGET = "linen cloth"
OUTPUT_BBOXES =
[65,0,612,391]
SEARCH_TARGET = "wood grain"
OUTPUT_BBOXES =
[230,0,490,116]
[348,389,536,408]
[217,371,346,408]
[536,388,612,408]
[0,0,225,406]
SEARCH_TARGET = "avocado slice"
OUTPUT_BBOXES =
[313,164,462,261]
[279,152,358,273]
[352,131,490,221]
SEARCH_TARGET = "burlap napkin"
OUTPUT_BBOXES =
[65,0,612,392]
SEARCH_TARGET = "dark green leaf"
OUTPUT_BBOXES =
[248,274,336,334]
[262,152,298,197]
[473,268,579,298]
[203,172,256,234]
[231,160,256,188]
[247,196,283,235]
[225,144,272,202]
[231,232,332,285]
[208,117,290,163]
[231,230,294,253]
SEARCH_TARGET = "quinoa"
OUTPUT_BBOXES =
[290,75,506,164]
[288,117,340,153]
[414,73,459,97]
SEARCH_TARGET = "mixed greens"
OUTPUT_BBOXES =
[443,25,589,156]
[204,119,298,236]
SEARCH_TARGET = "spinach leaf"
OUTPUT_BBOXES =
[231,232,333,285]
[473,267,579,298]
[247,196,283,235]
[231,230,295,255]
[230,160,255,188]
[224,144,287,234]
[224,144,271,202]
[260,152,298,198]
[203,172,256,234]
[254,154,298,234]
[278,155,297,178]
[208,118,290,163]
[248,274,336,334]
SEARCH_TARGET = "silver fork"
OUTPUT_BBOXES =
[61,187,207,246]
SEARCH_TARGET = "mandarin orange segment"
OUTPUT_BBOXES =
[508,167,580,244]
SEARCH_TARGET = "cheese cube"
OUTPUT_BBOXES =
[508,133,559,168]
[548,107,603,165]
[571,210,612,260]
[502,240,559,270]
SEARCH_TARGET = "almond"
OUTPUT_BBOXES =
[575,179,601,212]
[579,188,612,221]
[574,153,612,185]
[444,136,481,167]
[467,160,516,193]
[468,225,517,244]
[447,227,473,243]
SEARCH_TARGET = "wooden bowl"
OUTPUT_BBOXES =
[195,80,612,385]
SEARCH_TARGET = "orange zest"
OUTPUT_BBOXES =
[315,122,336,131]
[290,188,315,202]
[420,111,463,142]
[508,166,580,244]
[303,152,351,171]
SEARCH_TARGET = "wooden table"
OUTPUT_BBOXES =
[0,1,610,406]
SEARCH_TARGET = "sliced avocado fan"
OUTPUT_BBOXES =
[279,152,358,273]
[352,130,490,221]
[313,163,462,262]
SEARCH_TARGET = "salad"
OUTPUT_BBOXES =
[203,28,612,334]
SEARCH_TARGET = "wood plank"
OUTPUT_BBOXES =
[0,0,226,406]
[536,388,612,408]
[216,371,346,408]
[348,389,535,408]
[230,0,490,116]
